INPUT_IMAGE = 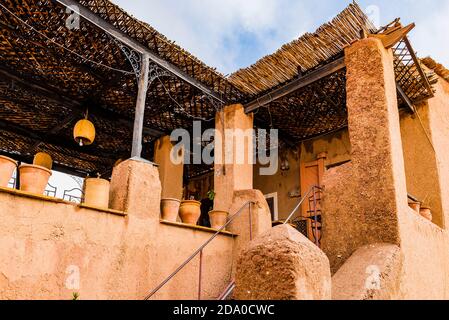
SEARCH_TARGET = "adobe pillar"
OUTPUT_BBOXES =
[153,136,184,200]
[109,158,161,220]
[345,37,408,238]
[214,104,254,212]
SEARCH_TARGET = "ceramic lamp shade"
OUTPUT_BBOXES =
[33,152,53,170]
[73,119,96,146]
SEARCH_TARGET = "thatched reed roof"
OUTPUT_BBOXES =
[0,0,243,176]
[0,0,440,178]
[228,3,376,96]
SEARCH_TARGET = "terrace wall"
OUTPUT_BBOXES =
[0,159,235,300]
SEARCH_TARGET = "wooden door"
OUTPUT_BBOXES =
[300,156,325,243]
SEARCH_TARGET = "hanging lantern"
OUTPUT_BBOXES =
[73,111,95,147]
[33,152,53,170]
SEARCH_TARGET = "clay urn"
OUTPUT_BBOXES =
[19,164,52,195]
[179,200,201,225]
[83,177,110,208]
[420,206,433,222]
[208,210,229,230]
[161,198,181,222]
[0,155,17,188]
[408,201,421,214]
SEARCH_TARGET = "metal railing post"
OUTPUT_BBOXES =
[312,187,319,247]
[249,202,253,241]
[198,250,203,300]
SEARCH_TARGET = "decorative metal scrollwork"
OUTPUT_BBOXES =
[63,188,84,204]
[7,175,16,189]
[44,183,57,198]
[108,35,142,81]
[148,62,173,87]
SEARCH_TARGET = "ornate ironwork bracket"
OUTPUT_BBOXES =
[148,62,175,88]
[109,35,142,81]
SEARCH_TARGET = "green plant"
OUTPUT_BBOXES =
[207,189,216,201]
[72,292,80,300]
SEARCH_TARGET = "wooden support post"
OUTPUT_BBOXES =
[131,54,150,158]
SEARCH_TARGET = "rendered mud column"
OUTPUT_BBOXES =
[154,136,184,200]
[214,104,254,212]
[322,38,409,272]
[110,158,162,220]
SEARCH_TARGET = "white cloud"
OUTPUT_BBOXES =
[410,1,449,67]
[110,0,449,74]
[111,0,315,74]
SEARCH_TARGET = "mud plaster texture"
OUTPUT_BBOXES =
[322,38,408,274]
[332,243,402,300]
[0,159,235,300]
[234,225,331,300]
[227,189,273,271]
[214,104,254,212]
[154,136,184,200]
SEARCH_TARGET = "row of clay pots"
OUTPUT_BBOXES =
[0,155,52,194]
[0,155,111,209]
[409,201,433,222]
[161,198,229,230]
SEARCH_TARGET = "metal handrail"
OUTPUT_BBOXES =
[218,281,236,300]
[144,201,256,300]
[284,185,323,226]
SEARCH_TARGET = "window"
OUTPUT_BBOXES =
[264,192,279,221]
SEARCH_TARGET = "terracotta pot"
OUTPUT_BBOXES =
[84,178,110,208]
[409,202,421,213]
[420,207,433,222]
[19,164,52,195]
[0,155,17,188]
[179,200,201,225]
[208,210,229,230]
[161,198,181,222]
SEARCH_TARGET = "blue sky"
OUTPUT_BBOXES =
[110,0,449,75]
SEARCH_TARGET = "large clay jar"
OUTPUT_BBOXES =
[84,178,110,208]
[161,198,181,222]
[420,207,433,222]
[208,210,229,230]
[179,200,201,225]
[19,164,52,195]
[0,155,17,187]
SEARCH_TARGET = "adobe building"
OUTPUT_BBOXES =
[0,1,449,300]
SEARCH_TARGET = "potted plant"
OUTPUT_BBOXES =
[161,198,181,222]
[0,155,17,188]
[207,190,229,230]
[179,196,202,225]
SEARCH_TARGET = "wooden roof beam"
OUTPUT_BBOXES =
[244,57,346,113]
[55,0,227,104]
